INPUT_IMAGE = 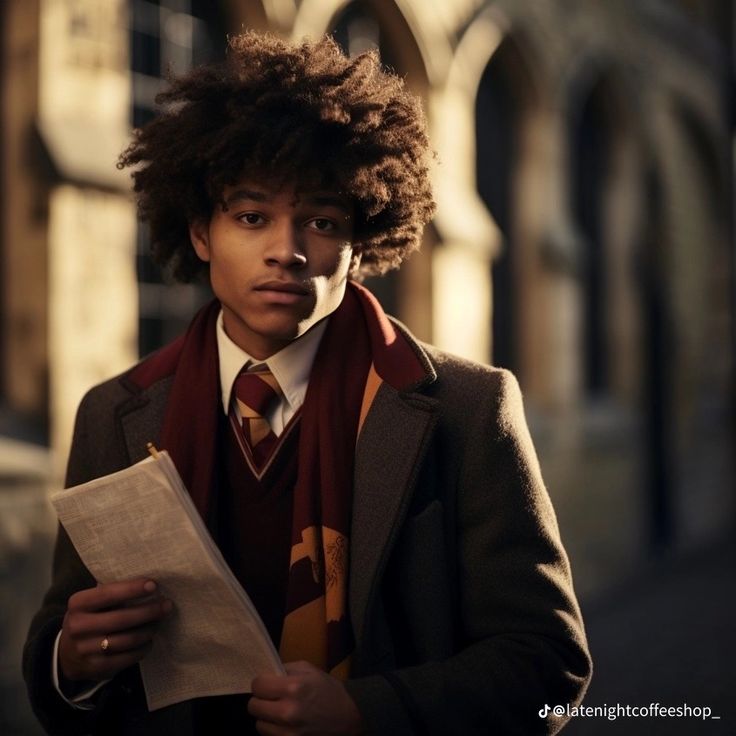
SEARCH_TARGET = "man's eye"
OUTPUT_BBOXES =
[309,218,335,231]
[239,213,264,225]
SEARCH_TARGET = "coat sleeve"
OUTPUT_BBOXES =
[22,386,136,736]
[344,368,592,735]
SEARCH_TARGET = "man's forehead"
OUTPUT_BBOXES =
[223,181,352,213]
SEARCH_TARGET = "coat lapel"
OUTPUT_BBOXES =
[349,381,439,654]
[117,376,173,466]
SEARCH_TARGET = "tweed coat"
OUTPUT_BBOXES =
[24,321,592,736]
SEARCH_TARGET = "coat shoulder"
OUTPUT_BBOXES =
[75,344,177,424]
[76,371,136,419]
[390,317,520,409]
[424,343,511,387]
[419,343,527,434]
[66,356,174,487]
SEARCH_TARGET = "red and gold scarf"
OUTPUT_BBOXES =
[128,281,427,678]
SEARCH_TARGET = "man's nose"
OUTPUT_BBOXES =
[263,221,307,268]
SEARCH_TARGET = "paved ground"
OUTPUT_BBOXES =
[565,535,736,736]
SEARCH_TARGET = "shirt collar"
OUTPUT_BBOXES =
[216,310,328,415]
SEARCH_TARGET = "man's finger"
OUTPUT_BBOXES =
[248,696,286,723]
[84,642,155,679]
[249,696,302,728]
[69,579,158,612]
[63,640,155,682]
[251,673,295,700]
[66,598,173,638]
[77,622,160,656]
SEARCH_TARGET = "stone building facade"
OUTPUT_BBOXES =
[0,1,732,732]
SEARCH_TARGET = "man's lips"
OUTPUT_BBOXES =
[253,280,311,305]
[254,280,310,295]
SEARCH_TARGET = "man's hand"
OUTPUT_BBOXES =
[249,661,365,736]
[59,578,173,683]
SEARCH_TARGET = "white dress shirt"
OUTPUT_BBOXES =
[53,310,329,707]
[216,310,327,432]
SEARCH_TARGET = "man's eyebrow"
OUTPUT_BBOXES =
[302,194,353,215]
[224,188,268,205]
[223,189,352,215]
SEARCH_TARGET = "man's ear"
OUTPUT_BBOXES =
[348,248,362,279]
[189,220,211,262]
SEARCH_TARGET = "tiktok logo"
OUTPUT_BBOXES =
[539,704,551,718]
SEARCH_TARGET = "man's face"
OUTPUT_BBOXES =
[189,180,355,358]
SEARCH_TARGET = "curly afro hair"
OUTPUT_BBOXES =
[118,31,436,282]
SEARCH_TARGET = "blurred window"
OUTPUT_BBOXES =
[128,0,224,357]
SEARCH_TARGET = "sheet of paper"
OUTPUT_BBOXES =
[51,451,285,711]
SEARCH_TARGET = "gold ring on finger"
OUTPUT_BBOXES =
[100,635,111,653]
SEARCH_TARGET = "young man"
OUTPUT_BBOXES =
[24,32,591,735]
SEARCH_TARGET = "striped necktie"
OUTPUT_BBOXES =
[232,368,283,468]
